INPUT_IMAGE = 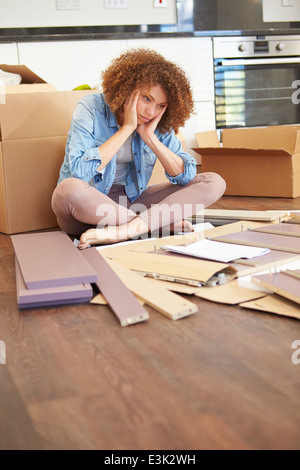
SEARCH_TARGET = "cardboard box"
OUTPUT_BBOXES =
[194,127,300,198]
[0,65,97,234]
[0,64,56,94]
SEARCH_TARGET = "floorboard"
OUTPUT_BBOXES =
[0,196,300,450]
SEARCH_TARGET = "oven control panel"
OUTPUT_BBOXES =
[213,35,300,58]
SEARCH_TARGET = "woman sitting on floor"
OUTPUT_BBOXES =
[51,48,226,248]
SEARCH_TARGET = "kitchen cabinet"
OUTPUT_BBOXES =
[126,37,215,102]
[0,43,19,64]
[17,40,128,91]
[17,37,216,154]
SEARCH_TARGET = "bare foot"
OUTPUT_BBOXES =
[78,219,194,249]
[170,220,194,234]
[78,217,150,249]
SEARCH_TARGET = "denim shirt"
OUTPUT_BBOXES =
[58,93,197,202]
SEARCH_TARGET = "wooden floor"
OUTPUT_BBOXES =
[1,196,300,450]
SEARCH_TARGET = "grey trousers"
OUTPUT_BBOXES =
[51,172,226,237]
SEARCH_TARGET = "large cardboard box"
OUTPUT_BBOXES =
[194,127,300,198]
[0,64,56,94]
[0,65,97,234]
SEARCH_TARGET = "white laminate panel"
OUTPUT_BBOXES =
[126,37,214,102]
[0,43,19,64]
[17,40,128,90]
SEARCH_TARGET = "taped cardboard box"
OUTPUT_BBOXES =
[0,65,97,234]
[193,126,300,198]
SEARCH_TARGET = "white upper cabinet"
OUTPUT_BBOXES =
[0,43,19,65]
[17,40,128,91]
[126,38,215,103]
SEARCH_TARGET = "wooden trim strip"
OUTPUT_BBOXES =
[210,236,300,255]
[103,256,198,321]
[249,227,300,238]
[81,248,149,327]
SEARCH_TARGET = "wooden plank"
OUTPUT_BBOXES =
[81,248,149,327]
[11,231,98,289]
[102,255,198,320]
[202,209,289,222]
[211,230,300,255]
[249,223,300,238]
[252,272,300,305]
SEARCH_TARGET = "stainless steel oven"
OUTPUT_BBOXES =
[213,35,300,129]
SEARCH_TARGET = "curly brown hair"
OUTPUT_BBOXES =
[101,48,195,134]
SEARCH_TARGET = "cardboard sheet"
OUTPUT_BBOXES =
[106,250,237,285]
[240,295,300,320]
[193,280,266,305]
[103,256,198,320]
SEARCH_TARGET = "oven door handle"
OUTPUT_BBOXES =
[217,58,300,66]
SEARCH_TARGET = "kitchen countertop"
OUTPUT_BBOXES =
[1,26,300,43]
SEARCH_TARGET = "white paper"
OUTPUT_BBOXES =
[177,222,215,235]
[163,239,270,263]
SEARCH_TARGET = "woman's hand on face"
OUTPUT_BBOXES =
[137,105,167,141]
[122,90,140,131]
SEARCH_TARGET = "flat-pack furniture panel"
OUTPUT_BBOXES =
[15,258,93,309]
[11,231,98,289]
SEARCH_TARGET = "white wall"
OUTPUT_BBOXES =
[0,0,176,28]
[1,36,216,154]
[263,0,300,22]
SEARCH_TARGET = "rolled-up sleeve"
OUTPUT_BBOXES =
[160,131,197,185]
